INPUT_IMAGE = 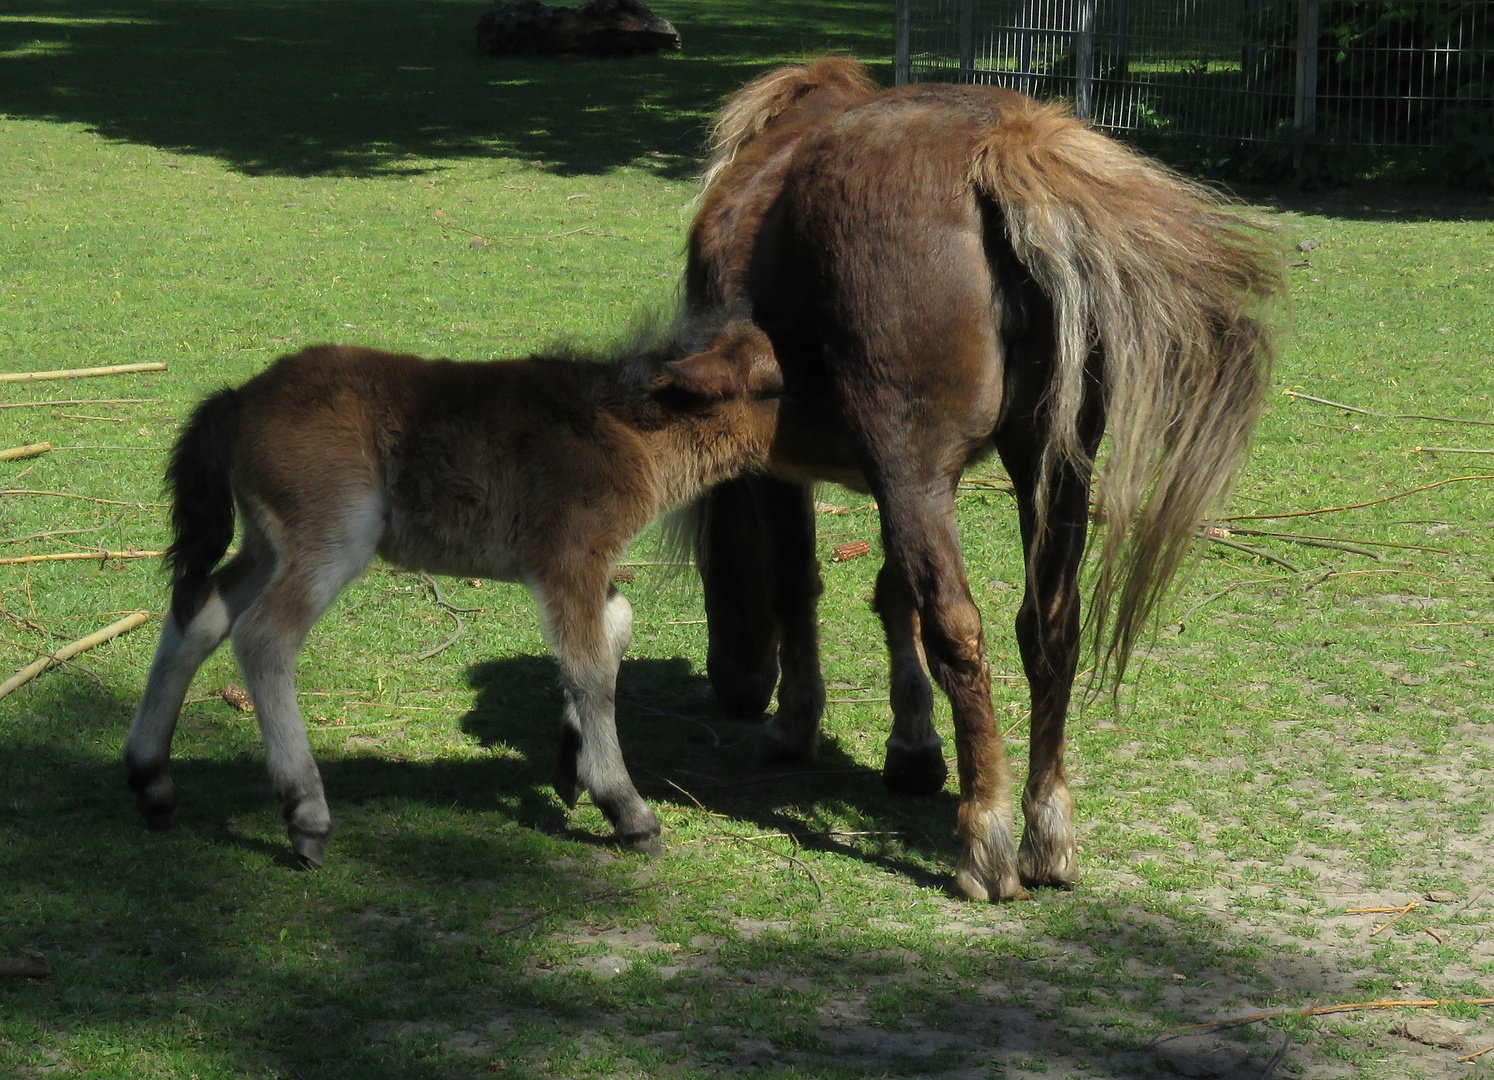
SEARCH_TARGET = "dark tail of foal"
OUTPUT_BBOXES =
[164,388,241,627]
[971,98,1280,688]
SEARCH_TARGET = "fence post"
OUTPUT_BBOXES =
[895,0,912,86]
[1114,0,1130,81]
[1074,0,1096,118]
[959,0,976,82]
[1293,0,1319,137]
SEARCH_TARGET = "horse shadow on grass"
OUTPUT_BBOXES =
[1,674,1371,1079]
[0,0,891,180]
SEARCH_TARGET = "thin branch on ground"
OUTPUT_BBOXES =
[714,832,825,903]
[413,572,480,660]
[1414,446,1494,455]
[637,704,723,748]
[1206,535,1301,572]
[1220,474,1494,522]
[0,612,149,701]
[0,362,166,384]
[2,511,126,547]
[0,550,163,566]
[0,398,160,410]
[1162,997,1494,1038]
[0,443,50,462]
[1284,390,1494,427]
[1222,527,1450,554]
[1,489,167,508]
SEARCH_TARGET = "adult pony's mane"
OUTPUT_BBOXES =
[698,58,877,195]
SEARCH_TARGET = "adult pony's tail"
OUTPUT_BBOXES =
[971,99,1281,688]
[164,388,241,627]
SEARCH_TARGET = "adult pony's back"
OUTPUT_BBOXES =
[686,59,1279,901]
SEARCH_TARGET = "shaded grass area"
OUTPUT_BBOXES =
[3,2,1494,1077]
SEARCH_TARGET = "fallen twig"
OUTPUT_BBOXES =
[637,704,722,748]
[0,362,167,383]
[414,572,480,660]
[0,397,160,410]
[1414,446,1494,455]
[2,511,126,547]
[718,832,825,902]
[0,443,50,462]
[1,489,167,508]
[0,550,162,566]
[1220,475,1494,522]
[1370,901,1418,935]
[1284,390,1494,427]
[676,768,866,787]
[0,612,149,700]
[1165,997,1494,1037]
[1424,927,1445,945]
[1206,535,1300,572]
[1223,527,1449,554]
[1460,1043,1494,1063]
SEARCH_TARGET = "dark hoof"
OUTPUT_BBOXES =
[141,810,175,832]
[290,831,327,868]
[882,745,948,796]
[710,665,778,719]
[622,831,664,858]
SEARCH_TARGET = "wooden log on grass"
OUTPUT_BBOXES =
[0,442,50,462]
[0,611,150,701]
[0,362,167,384]
[0,550,163,566]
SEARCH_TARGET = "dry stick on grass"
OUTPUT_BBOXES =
[1163,997,1494,1038]
[1223,527,1449,554]
[1461,1043,1494,1063]
[637,704,723,748]
[0,443,50,462]
[0,362,167,383]
[716,832,825,903]
[2,511,127,547]
[1206,535,1300,573]
[1369,901,1419,936]
[1221,474,1494,522]
[1414,446,1494,455]
[1,489,168,508]
[1284,390,1494,427]
[0,398,160,410]
[413,572,480,661]
[0,550,163,566]
[0,611,149,701]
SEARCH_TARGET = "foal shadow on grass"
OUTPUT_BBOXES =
[0,0,892,180]
[459,654,965,889]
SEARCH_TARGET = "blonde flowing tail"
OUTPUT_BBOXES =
[971,99,1282,687]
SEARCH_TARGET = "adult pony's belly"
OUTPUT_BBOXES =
[767,397,871,492]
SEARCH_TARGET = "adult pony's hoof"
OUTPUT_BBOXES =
[882,744,948,796]
[954,809,1022,901]
[1018,785,1077,889]
[760,709,817,764]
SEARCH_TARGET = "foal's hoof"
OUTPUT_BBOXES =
[290,831,328,868]
[882,745,948,796]
[622,831,664,858]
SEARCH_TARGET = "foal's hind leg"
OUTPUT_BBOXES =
[541,580,661,854]
[997,414,1101,890]
[124,541,274,829]
[875,564,946,795]
[231,507,380,865]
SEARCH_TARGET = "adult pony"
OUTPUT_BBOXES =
[683,60,1279,901]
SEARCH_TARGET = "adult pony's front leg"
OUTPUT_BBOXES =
[697,477,779,717]
[751,477,826,763]
[997,416,1101,891]
[541,581,661,855]
[876,476,1020,902]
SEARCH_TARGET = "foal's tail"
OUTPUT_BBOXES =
[164,388,241,627]
[971,99,1281,688]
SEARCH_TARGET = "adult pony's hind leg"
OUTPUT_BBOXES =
[541,580,662,855]
[124,539,275,830]
[873,471,1020,902]
[874,564,946,795]
[997,408,1102,891]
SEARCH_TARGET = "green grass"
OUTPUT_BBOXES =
[3,2,1494,1078]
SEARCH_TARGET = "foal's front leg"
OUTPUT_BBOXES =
[543,582,661,854]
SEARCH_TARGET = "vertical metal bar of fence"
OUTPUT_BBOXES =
[958,0,976,82]
[1018,0,1035,97]
[1293,0,1319,139]
[895,0,911,86]
[1113,0,1129,81]
[1073,0,1095,118]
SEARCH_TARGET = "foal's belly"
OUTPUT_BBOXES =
[376,508,524,583]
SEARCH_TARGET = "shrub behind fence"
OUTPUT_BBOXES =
[894,0,1493,180]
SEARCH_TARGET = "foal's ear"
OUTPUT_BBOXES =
[660,323,782,401]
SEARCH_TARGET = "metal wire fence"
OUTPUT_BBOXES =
[894,0,1493,151]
